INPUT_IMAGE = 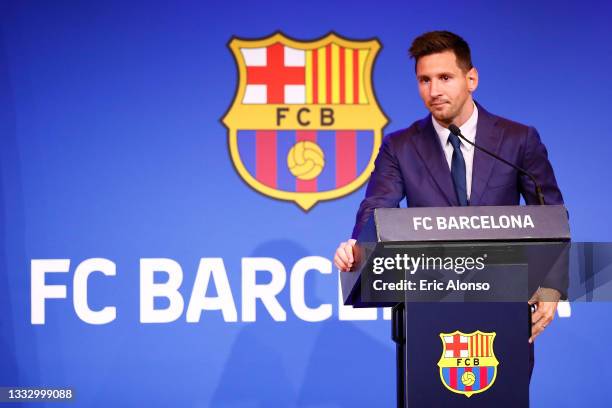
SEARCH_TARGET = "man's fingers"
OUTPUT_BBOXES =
[334,247,354,271]
[533,302,557,325]
[342,244,354,264]
[530,319,548,343]
[530,306,544,343]
[335,262,349,272]
[542,312,554,325]
[542,302,559,320]
[336,246,350,264]
[532,316,552,331]
[334,253,349,271]
[530,307,556,343]
[541,311,554,326]
[529,324,543,343]
[531,308,544,325]
[337,241,355,264]
[333,254,342,269]
[335,239,357,272]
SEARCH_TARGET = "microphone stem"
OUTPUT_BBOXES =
[455,133,546,206]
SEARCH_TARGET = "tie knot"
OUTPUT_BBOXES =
[448,132,462,150]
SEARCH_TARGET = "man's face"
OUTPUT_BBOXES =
[416,50,478,125]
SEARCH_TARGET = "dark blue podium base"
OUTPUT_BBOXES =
[404,302,530,407]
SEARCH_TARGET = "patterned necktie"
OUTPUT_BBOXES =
[448,132,468,206]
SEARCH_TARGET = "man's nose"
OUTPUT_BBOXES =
[429,79,442,98]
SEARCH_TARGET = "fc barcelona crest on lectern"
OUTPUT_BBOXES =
[222,32,388,210]
[438,330,499,397]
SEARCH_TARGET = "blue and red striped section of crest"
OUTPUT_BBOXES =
[237,130,374,192]
[441,366,494,392]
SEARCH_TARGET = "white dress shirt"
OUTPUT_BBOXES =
[431,103,478,200]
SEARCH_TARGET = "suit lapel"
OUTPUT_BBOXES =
[411,116,458,206]
[469,103,502,206]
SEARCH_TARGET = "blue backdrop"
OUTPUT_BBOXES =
[1,1,611,406]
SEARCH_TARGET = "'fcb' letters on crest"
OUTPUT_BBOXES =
[276,107,335,126]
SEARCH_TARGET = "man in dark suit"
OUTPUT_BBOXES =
[334,31,563,345]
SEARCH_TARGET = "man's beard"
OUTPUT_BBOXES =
[431,104,457,124]
[430,100,465,125]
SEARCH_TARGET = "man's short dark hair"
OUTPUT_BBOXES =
[409,31,473,73]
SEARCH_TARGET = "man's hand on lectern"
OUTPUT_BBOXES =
[334,239,356,272]
[528,287,561,343]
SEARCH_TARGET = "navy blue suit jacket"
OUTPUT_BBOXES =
[352,102,564,239]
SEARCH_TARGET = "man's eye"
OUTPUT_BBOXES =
[420,78,430,84]
[441,75,450,81]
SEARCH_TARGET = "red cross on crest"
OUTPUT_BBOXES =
[246,43,306,103]
[446,334,469,357]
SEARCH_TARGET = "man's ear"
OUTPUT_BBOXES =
[467,67,479,92]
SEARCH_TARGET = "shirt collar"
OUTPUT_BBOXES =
[431,102,478,150]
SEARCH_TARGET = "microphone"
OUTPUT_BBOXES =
[448,124,545,205]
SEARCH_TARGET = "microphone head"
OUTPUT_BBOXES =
[448,124,461,135]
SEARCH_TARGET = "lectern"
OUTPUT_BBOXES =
[340,205,570,408]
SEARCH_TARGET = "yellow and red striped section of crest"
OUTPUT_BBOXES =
[305,45,369,105]
[469,333,494,357]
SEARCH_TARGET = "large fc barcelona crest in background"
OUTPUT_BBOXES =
[438,331,499,397]
[223,32,388,210]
